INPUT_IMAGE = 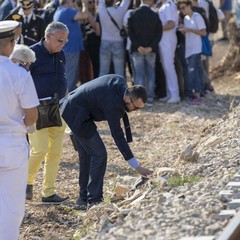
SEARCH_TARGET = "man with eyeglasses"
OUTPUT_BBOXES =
[26,22,69,204]
[60,74,153,210]
[0,20,39,239]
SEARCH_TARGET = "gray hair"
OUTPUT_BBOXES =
[45,22,69,37]
[10,44,36,63]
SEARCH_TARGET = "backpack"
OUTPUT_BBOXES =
[206,0,218,33]
[192,6,210,33]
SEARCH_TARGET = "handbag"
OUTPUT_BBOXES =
[36,97,62,130]
[36,54,62,130]
[120,28,128,38]
[106,9,127,39]
[201,34,212,57]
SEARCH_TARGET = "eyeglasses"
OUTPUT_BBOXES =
[130,97,140,110]
[50,34,68,44]
[88,1,94,3]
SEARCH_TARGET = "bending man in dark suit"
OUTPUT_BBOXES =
[60,74,152,210]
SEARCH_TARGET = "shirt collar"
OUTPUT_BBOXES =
[140,3,150,7]
[18,9,33,21]
[40,38,61,55]
[123,87,128,100]
[40,38,52,54]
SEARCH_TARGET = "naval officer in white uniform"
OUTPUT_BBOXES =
[158,0,180,103]
[0,20,39,240]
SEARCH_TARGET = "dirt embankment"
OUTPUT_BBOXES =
[20,40,240,239]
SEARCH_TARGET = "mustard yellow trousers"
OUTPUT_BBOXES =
[28,121,66,197]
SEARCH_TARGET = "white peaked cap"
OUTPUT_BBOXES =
[0,20,19,39]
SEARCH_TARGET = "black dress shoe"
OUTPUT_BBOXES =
[26,184,33,200]
[42,194,69,204]
[74,197,87,210]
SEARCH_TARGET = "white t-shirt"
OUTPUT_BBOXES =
[184,12,206,58]
[99,0,130,41]
[0,56,39,134]
[158,0,178,40]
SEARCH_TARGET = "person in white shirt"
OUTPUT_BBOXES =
[98,0,130,77]
[178,0,206,104]
[158,0,180,103]
[0,20,39,240]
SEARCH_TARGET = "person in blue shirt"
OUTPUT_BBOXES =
[26,22,69,204]
[220,0,232,40]
[54,0,94,92]
[60,74,153,210]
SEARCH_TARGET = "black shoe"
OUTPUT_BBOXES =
[74,197,87,210]
[87,200,102,210]
[42,194,69,204]
[26,184,33,200]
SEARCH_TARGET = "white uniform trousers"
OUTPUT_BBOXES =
[159,34,180,99]
[0,133,29,240]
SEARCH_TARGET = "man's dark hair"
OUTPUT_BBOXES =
[128,85,147,103]
[177,0,192,8]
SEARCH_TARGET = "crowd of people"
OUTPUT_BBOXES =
[0,0,232,239]
[0,0,232,104]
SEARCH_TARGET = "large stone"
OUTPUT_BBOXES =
[180,146,199,162]
[115,184,130,197]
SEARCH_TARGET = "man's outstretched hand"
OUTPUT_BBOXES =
[135,166,153,177]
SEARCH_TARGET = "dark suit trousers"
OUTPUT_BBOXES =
[75,130,107,203]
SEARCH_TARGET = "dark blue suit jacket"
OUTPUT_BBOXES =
[61,74,134,161]
[128,5,162,53]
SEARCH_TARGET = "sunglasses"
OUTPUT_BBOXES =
[50,34,68,44]
[130,97,140,110]
[88,1,95,3]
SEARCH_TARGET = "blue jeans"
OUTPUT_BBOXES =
[65,52,80,92]
[187,53,205,95]
[132,52,156,102]
[99,40,125,77]
[178,43,192,97]
[75,131,107,203]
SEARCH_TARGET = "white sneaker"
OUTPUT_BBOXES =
[167,97,180,103]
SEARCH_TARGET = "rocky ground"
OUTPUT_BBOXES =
[19,40,240,240]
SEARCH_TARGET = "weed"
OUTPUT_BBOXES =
[167,175,201,187]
